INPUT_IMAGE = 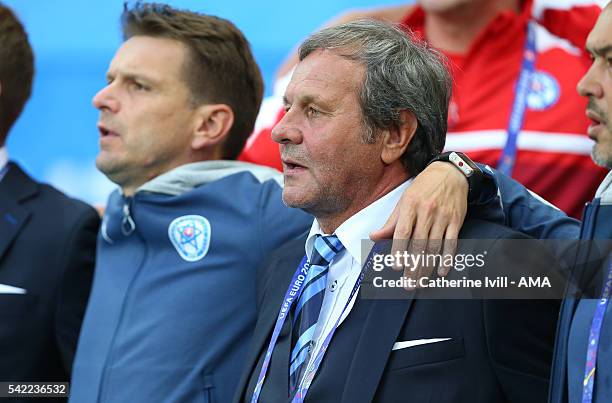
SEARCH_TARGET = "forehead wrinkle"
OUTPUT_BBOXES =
[106,67,161,86]
[108,54,160,83]
[587,8,612,54]
[286,76,340,108]
[111,37,188,86]
[289,66,362,111]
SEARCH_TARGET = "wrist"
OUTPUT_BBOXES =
[428,160,468,188]
[427,152,483,204]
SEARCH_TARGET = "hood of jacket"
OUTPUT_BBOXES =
[135,160,283,196]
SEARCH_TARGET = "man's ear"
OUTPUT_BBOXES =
[191,104,234,151]
[380,110,417,164]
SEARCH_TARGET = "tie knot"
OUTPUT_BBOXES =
[309,235,344,267]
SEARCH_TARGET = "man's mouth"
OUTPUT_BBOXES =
[585,109,608,140]
[98,123,120,138]
[282,158,307,172]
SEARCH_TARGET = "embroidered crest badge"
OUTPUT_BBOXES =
[168,215,211,262]
[527,70,560,111]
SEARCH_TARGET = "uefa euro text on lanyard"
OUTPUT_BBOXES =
[497,22,537,176]
[250,244,382,403]
[582,254,612,403]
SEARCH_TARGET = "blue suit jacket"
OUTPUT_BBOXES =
[235,219,561,403]
[549,200,612,403]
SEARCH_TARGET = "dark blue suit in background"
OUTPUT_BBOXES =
[550,199,612,403]
[0,162,98,402]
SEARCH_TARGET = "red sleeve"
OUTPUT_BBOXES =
[535,3,601,50]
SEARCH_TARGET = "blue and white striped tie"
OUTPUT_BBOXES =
[289,234,344,392]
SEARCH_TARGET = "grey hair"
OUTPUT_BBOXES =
[298,19,451,175]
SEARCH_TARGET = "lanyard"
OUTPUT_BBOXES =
[497,21,537,176]
[582,254,612,403]
[251,244,381,403]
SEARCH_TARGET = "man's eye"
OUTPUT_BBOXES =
[130,82,147,91]
[307,107,320,117]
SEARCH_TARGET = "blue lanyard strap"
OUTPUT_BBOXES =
[251,244,382,403]
[251,255,310,403]
[497,21,537,176]
[582,254,612,403]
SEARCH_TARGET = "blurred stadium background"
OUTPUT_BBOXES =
[4,0,407,205]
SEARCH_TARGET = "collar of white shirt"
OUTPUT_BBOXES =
[305,179,412,264]
[298,179,413,379]
[596,170,612,205]
[0,146,9,182]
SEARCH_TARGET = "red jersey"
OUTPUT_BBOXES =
[239,0,608,218]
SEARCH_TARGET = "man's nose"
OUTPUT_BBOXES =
[271,109,303,145]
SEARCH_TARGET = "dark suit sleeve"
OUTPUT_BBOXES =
[256,237,307,313]
[256,242,289,313]
[256,254,273,313]
[256,181,311,267]
[491,167,581,240]
[53,206,99,373]
[482,233,561,403]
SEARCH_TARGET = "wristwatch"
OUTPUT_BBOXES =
[427,151,483,203]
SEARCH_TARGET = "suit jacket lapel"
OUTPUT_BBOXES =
[237,237,415,402]
[340,290,415,403]
[0,163,37,262]
[235,241,305,400]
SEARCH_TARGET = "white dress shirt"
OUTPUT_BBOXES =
[301,179,412,380]
[0,146,9,182]
[596,170,612,204]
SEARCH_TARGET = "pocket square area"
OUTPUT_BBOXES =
[0,284,27,294]
[392,338,451,351]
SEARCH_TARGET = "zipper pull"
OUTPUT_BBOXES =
[121,202,136,236]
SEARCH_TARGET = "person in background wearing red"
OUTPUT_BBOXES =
[241,0,608,219]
